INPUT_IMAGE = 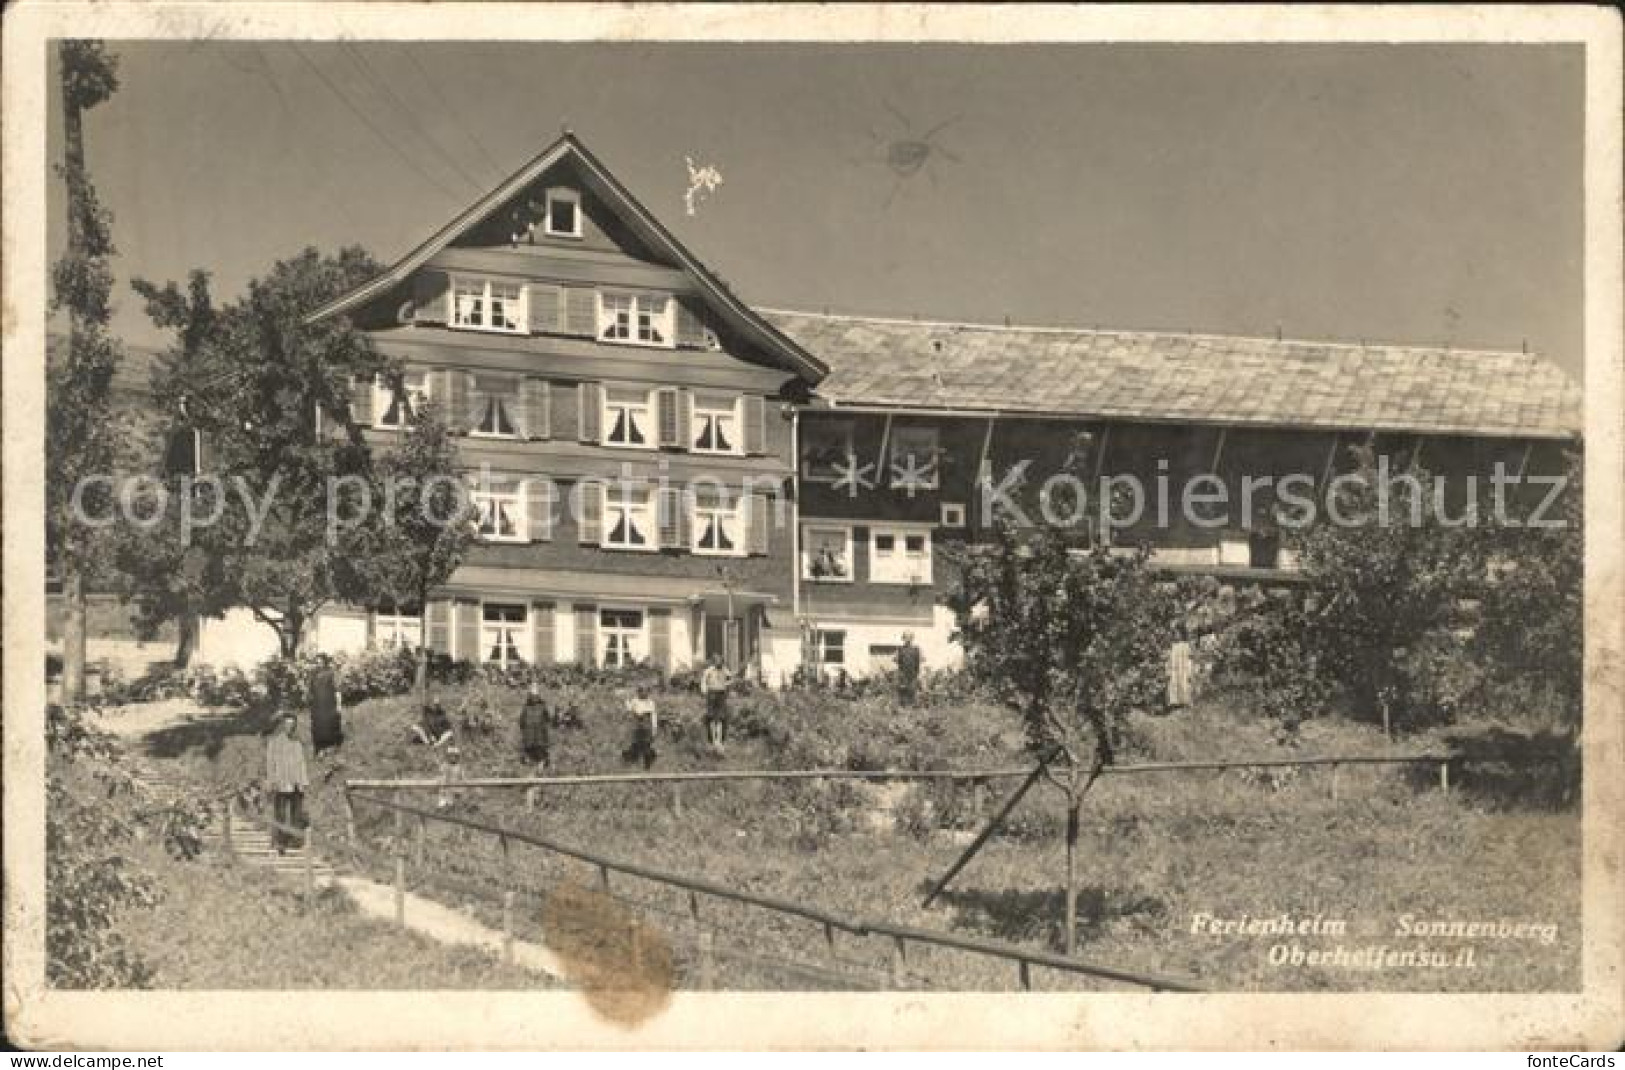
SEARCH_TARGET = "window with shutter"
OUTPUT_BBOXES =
[573,604,597,666]
[527,283,565,335]
[692,490,742,557]
[648,609,671,670]
[469,375,521,438]
[675,300,707,349]
[471,477,525,542]
[576,481,603,545]
[526,479,553,542]
[578,383,602,443]
[413,271,451,325]
[450,276,527,334]
[692,395,741,455]
[742,395,767,455]
[443,371,472,433]
[374,372,432,430]
[657,388,682,448]
[657,487,690,551]
[746,493,771,555]
[350,377,374,427]
[564,287,597,337]
[603,486,655,552]
[521,379,551,439]
[531,602,557,664]
[603,386,655,450]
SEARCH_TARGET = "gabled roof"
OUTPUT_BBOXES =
[307,133,827,384]
[764,309,1581,440]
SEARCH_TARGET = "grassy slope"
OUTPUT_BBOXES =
[118,848,548,989]
[188,681,1579,992]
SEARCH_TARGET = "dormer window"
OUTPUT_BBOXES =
[544,187,582,238]
[452,277,527,334]
[599,292,674,348]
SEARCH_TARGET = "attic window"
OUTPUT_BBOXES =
[545,188,582,238]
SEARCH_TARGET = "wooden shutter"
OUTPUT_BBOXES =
[413,271,451,325]
[649,608,672,671]
[526,480,552,542]
[426,599,452,655]
[195,430,213,474]
[657,388,682,448]
[350,376,374,427]
[527,283,565,335]
[577,482,603,545]
[746,492,770,555]
[456,600,481,663]
[657,487,689,551]
[743,395,767,455]
[563,286,597,337]
[675,299,706,349]
[444,370,471,433]
[679,391,694,449]
[578,382,602,443]
[531,601,556,665]
[573,605,597,666]
[521,379,551,440]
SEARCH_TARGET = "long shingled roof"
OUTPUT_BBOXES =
[763,309,1581,439]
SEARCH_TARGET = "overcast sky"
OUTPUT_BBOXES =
[47,41,1584,380]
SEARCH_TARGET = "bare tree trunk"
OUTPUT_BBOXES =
[174,610,197,668]
[61,571,86,705]
[416,644,430,711]
[1063,794,1081,955]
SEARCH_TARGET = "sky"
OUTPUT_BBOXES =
[46,40,1585,380]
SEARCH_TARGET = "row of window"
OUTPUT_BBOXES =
[446,274,715,354]
[801,420,942,491]
[802,524,932,585]
[468,479,760,556]
[370,375,751,456]
[374,603,648,670]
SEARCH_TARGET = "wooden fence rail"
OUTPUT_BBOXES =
[345,789,1203,993]
[343,751,1464,793]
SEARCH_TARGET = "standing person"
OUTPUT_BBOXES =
[308,655,343,756]
[264,713,309,855]
[700,654,732,755]
[896,632,922,707]
[1167,624,1195,711]
[621,686,659,769]
[519,680,552,768]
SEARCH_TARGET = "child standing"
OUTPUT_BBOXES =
[621,686,659,769]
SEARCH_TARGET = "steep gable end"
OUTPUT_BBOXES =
[309,133,826,384]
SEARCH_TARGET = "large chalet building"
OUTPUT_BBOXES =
[185,132,1578,681]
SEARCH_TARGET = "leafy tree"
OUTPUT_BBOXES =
[1288,442,1483,734]
[1469,448,1584,725]
[338,409,477,709]
[951,526,1180,953]
[131,247,388,657]
[48,40,126,704]
[114,271,230,666]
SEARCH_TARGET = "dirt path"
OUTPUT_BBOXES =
[332,876,564,977]
[103,697,564,982]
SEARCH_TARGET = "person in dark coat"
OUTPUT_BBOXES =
[309,656,344,755]
[895,632,922,707]
[519,680,552,769]
[412,701,454,747]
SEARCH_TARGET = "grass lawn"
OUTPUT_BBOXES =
[158,679,1581,992]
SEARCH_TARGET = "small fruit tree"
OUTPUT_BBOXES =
[951,524,1179,953]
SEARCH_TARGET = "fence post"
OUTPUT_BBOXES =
[525,785,538,811]
[304,826,316,897]
[394,851,406,927]
[890,936,907,987]
[1439,760,1450,795]
[599,864,611,894]
[629,919,644,975]
[698,928,716,990]
[416,814,428,866]
[342,788,357,846]
[1330,763,1340,803]
[1019,959,1032,991]
[688,889,700,922]
[672,782,684,820]
[222,799,235,861]
[503,890,515,966]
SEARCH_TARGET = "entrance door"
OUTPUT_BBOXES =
[703,616,744,672]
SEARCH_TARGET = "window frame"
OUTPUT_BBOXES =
[801,419,857,484]
[599,606,647,669]
[815,629,847,667]
[543,187,583,239]
[602,386,657,451]
[869,524,934,585]
[940,502,967,528]
[690,395,743,456]
[470,479,526,543]
[603,485,657,553]
[691,496,744,557]
[480,602,530,669]
[888,425,942,490]
[597,291,675,349]
[373,610,423,650]
[468,374,523,439]
[801,524,854,583]
[451,275,528,335]
[373,371,432,431]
